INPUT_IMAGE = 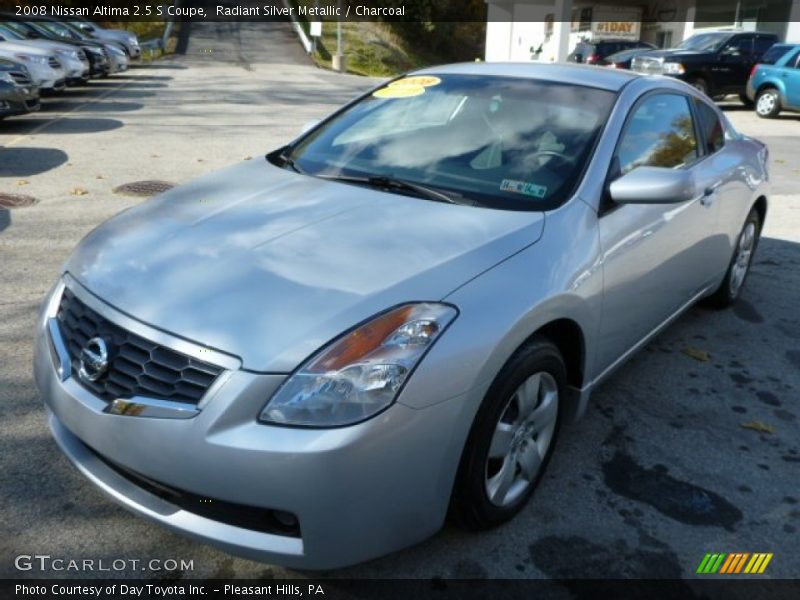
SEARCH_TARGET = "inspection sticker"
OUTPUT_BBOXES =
[500,179,548,198]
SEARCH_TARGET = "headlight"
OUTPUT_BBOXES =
[84,46,102,55]
[15,54,47,65]
[662,62,685,75]
[260,303,457,427]
[109,46,124,56]
[0,71,14,83]
[57,49,79,59]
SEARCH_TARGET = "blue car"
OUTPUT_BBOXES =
[746,43,800,118]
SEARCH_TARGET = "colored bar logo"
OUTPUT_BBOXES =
[696,553,773,574]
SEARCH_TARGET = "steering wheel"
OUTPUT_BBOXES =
[528,150,575,167]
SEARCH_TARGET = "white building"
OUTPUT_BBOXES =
[485,0,800,62]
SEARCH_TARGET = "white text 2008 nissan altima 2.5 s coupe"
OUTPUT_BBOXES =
[34,63,768,569]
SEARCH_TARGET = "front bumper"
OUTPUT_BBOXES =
[34,277,473,569]
[26,63,66,91]
[0,82,40,117]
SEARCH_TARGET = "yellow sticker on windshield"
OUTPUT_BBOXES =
[373,85,426,99]
[389,76,442,89]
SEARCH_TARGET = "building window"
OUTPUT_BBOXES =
[656,31,673,49]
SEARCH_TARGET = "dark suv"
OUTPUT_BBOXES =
[567,39,655,66]
[631,30,778,103]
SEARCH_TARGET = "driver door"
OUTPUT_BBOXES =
[717,36,755,93]
[595,92,721,373]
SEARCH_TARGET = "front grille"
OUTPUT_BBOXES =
[9,71,31,85]
[48,57,61,69]
[56,287,224,404]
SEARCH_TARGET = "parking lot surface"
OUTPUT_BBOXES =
[1,22,799,580]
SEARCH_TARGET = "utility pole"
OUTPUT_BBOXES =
[333,0,346,72]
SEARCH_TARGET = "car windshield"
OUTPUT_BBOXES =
[0,25,25,40]
[677,32,731,52]
[283,74,616,211]
[761,44,792,65]
[2,21,34,38]
[36,21,80,40]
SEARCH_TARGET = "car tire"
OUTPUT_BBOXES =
[755,88,781,118]
[688,77,709,96]
[739,93,754,108]
[451,336,565,530]
[705,208,761,309]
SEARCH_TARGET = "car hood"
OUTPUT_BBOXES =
[0,41,52,56]
[637,49,709,61]
[95,29,134,42]
[66,160,545,372]
[12,39,76,54]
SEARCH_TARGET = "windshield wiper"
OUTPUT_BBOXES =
[318,174,461,205]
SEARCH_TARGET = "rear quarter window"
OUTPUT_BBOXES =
[694,99,725,154]
[761,45,792,65]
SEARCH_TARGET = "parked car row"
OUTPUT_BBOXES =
[0,15,140,120]
[569,30,800,119]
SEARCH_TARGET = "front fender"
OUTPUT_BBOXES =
[399,199,602,417]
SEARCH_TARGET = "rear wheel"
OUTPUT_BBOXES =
[688,77,709,96]
[755,88,781,118]
[452,337,565,529]
[705,208,761,308]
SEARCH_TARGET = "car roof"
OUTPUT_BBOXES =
[412,62,641,92]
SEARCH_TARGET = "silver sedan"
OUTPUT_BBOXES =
[34,63,769,569]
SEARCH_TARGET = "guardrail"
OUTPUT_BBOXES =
[282,0,313,54]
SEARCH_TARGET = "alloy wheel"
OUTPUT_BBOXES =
[729,222,756,296]
[484,372,558,507]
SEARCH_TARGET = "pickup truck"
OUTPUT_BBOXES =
[631,30,778,104]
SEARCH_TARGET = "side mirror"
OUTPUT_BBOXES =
[722,46,741,56]
[300,119,320,135]
[609,166,696,204]
[77,23,94,32]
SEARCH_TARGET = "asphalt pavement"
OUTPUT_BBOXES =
[1,23,799,581]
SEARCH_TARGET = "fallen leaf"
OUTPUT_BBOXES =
[243,155,253,161]
[151,154,159,158]
[96,175,104,179]
[197,158,204,162]
[741,421,775,434]
[683,347,710,362]
[17,179,29,186]
[774,159,785,164]
[71,187,89,196]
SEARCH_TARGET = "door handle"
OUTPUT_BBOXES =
[701,183,721,206]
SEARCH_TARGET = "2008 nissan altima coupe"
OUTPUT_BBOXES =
[35,63,768,569]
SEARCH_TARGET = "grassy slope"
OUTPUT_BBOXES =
[290,1,435,76]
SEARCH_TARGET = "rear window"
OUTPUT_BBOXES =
[761,44,792,65]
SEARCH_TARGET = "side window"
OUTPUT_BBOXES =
[726,36,754,55]
[616,94,699,175]
[694,99,725,154]
[753,36,775,57]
